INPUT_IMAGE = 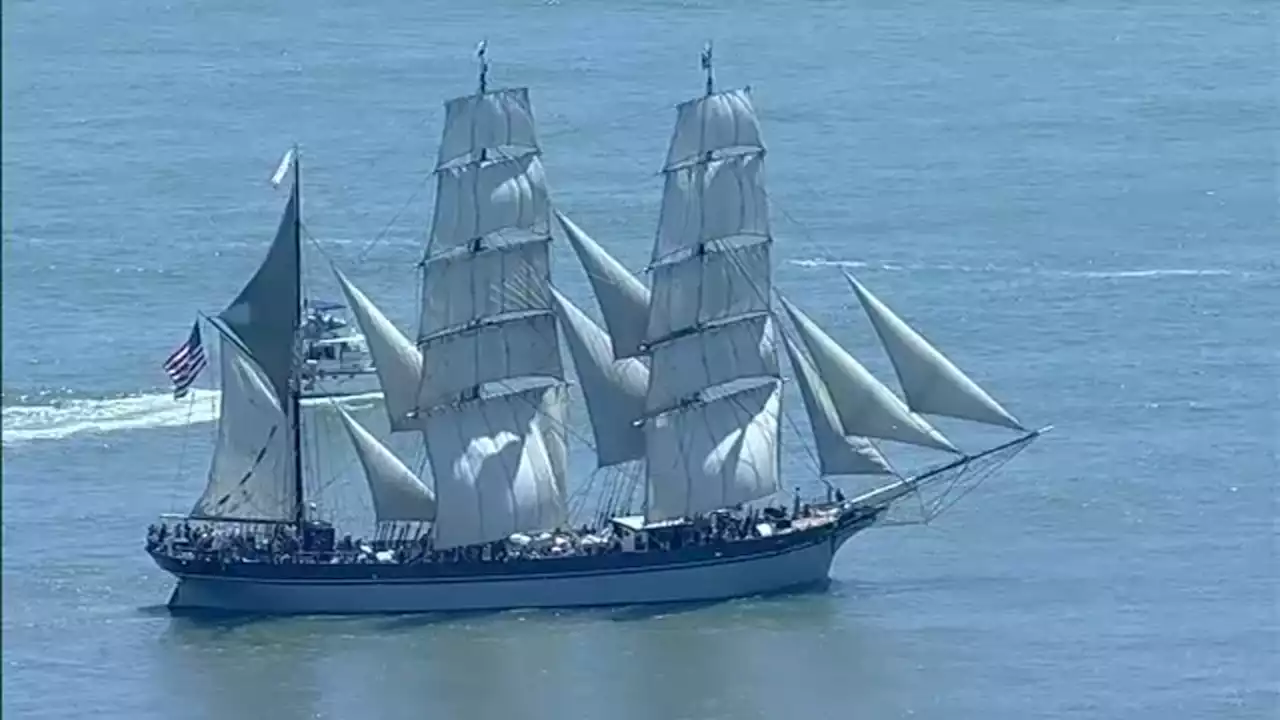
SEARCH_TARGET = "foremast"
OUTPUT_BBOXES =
[553,47,1046,528]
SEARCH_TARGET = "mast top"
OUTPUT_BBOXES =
[477,39,490,95]
[701,41,714,96]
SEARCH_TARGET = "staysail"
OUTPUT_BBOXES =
[778,296,958,454]
[548,287,648,468]
[778,332,895,477]
[844,273,1024,431]
[332,268,423,433]
[554,210,651,360]
[335,405,436,523]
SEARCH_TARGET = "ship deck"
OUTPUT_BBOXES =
[152,507,881,585]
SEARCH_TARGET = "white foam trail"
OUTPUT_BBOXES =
[787,258,1242,280]
[1062,268,1235,279]
[3,390,221,445]
[2,390,385,446]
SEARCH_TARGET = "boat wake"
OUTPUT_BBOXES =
[2,389,384,446]
[787,258,1243,280]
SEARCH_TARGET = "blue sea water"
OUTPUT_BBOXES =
[2,1,1276,718]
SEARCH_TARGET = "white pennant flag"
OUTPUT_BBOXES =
[270,147,296,188]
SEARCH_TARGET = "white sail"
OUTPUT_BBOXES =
[549,287,647,468]
[416,80,570,548]
[554,210,651,359]
[638,79,782,522]
[332,268,423,432]
[845,273,1025,431]
[419,237,552,338]
[422,384,568,549]
[779,331,895,477]
[437,87,539,170]
[664,88,765,170]
[654,152,769,262]
[646,314,777,415]
[644,382,782,521]
[429,152,550,254]
[646,240,772,345]
[778,296,959,454]
[418,313,563,408]
[335,405,436,523]
[191,335,294,521]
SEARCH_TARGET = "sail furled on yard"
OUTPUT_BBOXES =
[415,80,569,549]
[844,273,1024,432]
[335,405,436,523]
[778,296,958,454]
[549,287,648,468]
[332,268,423,433]
[554,211,651,360]
[640,84,782,522]
[218,187,300,405]
[191,335,295,521]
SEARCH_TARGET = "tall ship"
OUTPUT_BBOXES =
[147,45,1047,614]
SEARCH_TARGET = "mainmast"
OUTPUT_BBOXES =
[412,44,568,550]
[702,41,714,97]
[289,147,305,527]
[637,45,780,523]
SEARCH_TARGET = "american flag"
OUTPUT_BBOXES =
[163,321,207,400]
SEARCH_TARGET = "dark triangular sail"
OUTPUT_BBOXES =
[218,187,301,405]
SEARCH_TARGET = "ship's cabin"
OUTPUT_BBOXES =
[298,300,372,380]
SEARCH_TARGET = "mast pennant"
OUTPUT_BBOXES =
[270,147,296,188]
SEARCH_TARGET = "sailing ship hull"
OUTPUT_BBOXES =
[155,510,878,615]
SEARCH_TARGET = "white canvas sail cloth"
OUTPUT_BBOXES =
[417,313,562,409]
[191,336,295,521]
[554,211,651,359]
[646,314,778,414]
[193,164,303,522]
[332,268,423,432]
[644,382,782,522]
[654,153,769,261]
[778,296,958,454]
[664,88,765,170]
[436,87,540,169]
[779,332,895,477]
[639,80,783,522]
[549,288,648,468]
[423,384,568,549]
[335,405,436,523]
[844,273,1024,431]
[429,153,550,253]
[414,80,570,549]
[419,238,552,337]
[647,242,771,343]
